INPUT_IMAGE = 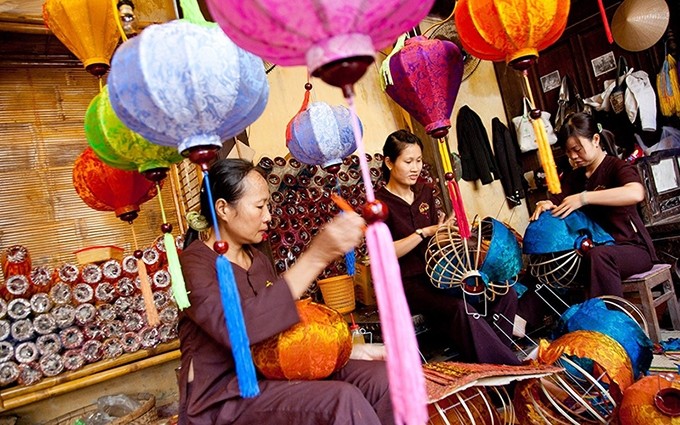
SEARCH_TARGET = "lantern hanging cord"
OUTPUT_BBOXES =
[421,5,456,38]
[111,0,129,42]
[129,221,139,250]
[155,183,168,224]
[202,171,222,241]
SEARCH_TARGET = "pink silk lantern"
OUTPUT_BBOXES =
[205,1,435,423]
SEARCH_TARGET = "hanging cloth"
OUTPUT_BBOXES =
[456,105,499,185]
[492,117,525,207]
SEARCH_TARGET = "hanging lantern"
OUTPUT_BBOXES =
[85,86,184,173]
[107,19,269,154]
[43,0,120,78]
[383,36,464,139]
[251,299,351,380]
[288,102,360,173]
[72,148,157,223]
[455,0,570,195]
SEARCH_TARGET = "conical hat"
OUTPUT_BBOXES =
[612,0,669,52]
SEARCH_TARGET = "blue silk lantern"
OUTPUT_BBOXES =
[556,298,653,379]
[287,102,360,172]
[107,12,269,399]
[107,19,269,154]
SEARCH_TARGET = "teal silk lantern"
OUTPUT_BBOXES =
[85,86,184,173]
[287,101,361,172]
[106,10,269,398]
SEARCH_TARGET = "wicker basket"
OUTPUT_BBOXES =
[44,393,157,425]
[317,274,355,313]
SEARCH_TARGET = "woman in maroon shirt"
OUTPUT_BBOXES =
[178,159,393,425]
[531,112,658,297]
[375,130,520,365]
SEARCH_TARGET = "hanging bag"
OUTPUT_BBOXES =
[554,75,587,132]
[512,97,558,153]
[609,56,629,114]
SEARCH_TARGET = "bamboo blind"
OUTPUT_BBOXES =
[0,66,188,282]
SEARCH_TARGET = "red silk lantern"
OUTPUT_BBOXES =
[72,148,158,223]
[454,0,569,64]
[251,299,352,380]
[383,36,464,139]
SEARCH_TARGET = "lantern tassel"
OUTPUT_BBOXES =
[203,170,259,398]
[285,82,312,145]
[346,93,427,425]
[597,0,614,44]
[137,258,160,327]
[438,139,470,238]
[164,232,190,310]
[379,33,408,90]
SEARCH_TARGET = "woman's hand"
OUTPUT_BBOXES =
[551,194,586,219]
[349,343,387,361]
[530,200,555,221]
[307,212,365,264]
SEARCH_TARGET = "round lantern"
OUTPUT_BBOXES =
[107,19,269,154]
[384,36,464,138]
[454,0,570,64]
[85,86,184,173]
[288,102,360,172]
[72,148,158,222]
[206,0,434,89]
[43,0,120,77]
[619,375,680,424]
[251,299,352,380]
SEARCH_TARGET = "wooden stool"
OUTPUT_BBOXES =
[621,264,680,343]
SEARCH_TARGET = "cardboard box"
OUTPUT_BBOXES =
[353,260,377,306]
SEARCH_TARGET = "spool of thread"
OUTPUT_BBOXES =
[94,282,116,304]
[30,266,54,293]
[62,349,85,371]
[114,297,133,315]
[102,320,125,339]
[33,313,57,335]
[96,303,116,322]
[8,298,32,320]
[81,264,102,286]
[102,337,124,359]
[101,259,122,281]
[58,263,80,284]
[10,319,35,342]
[15,341,39,364]
[121,331,142,353]
[116,277,136,297]
[140,326,160,349]
[60,326,84,349]
[52,304,76,328]
[124,311,144,332]
[17,362,42,386]
[39,352,64,377]
[0,361,19,386]
[49,282,72,305]
[82,339,104,363]
[36,334,62,356]
[72,283,94,304]
[30,292,53,314]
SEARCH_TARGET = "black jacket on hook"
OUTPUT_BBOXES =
[491,117,526,207]
[456,105,499,185]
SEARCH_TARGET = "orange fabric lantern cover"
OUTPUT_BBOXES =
[252,299,352,380]
[537,330,634,400]
[43,0,120,77]
[619,375,680,424]
[73,147,158,222]
[455,0,570,63]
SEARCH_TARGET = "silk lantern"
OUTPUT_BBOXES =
[252,299,351,380]
[73,148,157,223]
[107,5,270,397]
[43,0,120,77]
[85,86,189,310]
[288,102,360,173]
[383,36,464,139]
[205,1,433,420]
[455,0,570,194]
[619,375,680,424]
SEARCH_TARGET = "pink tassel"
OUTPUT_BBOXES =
[346,94,428,425]
[446,180,471,239]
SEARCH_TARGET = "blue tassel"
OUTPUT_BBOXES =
[216,254,260,398]
[345,249,355,276]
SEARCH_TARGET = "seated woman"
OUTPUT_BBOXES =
[178,159,393,425]
[530,112,658,298]
[375,129,520,365]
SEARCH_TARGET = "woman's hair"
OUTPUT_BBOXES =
[557,112,617,156]
[381,129,424,181]
[184,158,263,248]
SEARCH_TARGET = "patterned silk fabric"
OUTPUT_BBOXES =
[85,86,183,173]
[619,375,680,424]
[72,148,158,219]
[523,210,614,255]
[384,36,463,136]
[108,20,269,154]
[251,299,351,380]
[455,0,570,63]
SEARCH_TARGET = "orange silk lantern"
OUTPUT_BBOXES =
[455,0,570,194]
[251,299,352,380]
[619,375,680,424]
[43,0,120,77]
[72,147,158,223]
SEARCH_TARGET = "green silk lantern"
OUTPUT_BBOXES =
[85,86,184,173]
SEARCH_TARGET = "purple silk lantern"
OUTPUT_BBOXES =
[384,36,464,138]
[287,102,361,173]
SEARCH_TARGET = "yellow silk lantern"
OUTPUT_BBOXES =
[43,0,120,77]
[455,0,569,194]
[251,299,352,380]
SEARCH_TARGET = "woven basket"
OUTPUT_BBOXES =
[44,393,157,425]
[317,274,355,313]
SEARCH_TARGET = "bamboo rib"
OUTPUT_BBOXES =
[0,340,179,405]
[0,349,180,412]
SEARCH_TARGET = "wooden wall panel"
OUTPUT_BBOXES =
[0,66,182,280]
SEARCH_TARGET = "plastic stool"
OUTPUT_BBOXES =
[621,264,680,343]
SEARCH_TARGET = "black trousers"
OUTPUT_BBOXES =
[582,243,654,298]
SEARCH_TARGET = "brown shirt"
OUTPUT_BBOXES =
[550,155,657,261]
